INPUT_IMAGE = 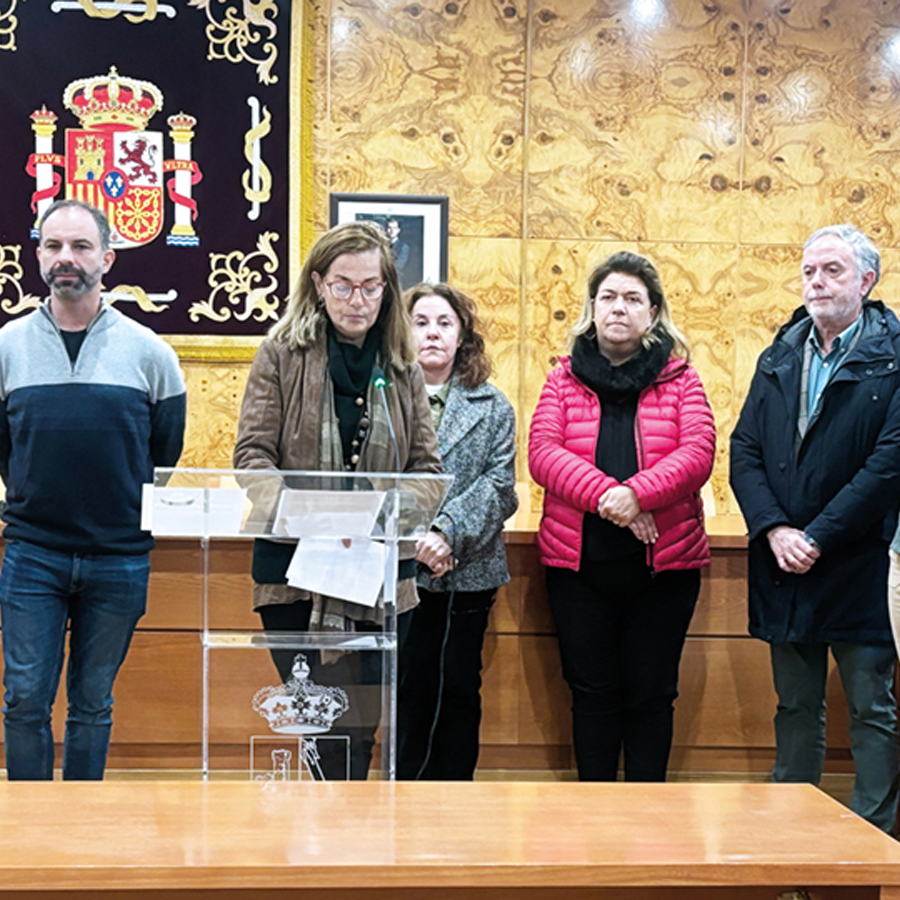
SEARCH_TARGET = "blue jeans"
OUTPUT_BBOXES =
[0,539,149,780]
[771,641,899,832]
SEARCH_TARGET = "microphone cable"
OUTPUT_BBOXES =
[414,532,457,780]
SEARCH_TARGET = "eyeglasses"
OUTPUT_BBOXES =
[325,279,385,302]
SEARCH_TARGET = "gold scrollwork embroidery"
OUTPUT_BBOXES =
[0,0,19,52]
[0,245,40,315]
[243,102,273,212]
[188,231,281,323]
[106,284,169,313]
[188,0,279,85]
[77,0,159,23]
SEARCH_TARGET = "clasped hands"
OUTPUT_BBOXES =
[415,530,455,577]
[598,485,657,545]
[767,525,820,575]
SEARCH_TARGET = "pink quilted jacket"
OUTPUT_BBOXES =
[528,355,716,572]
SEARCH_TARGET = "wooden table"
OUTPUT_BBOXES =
[0,781,898,898]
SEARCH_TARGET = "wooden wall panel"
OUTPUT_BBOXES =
[526,1,746,244]
[325,1,528,240]
[690,550,749,637]
[110,634,203,745]
[0,634,202,750]
[516,635,572,747]
[286,0,900,521]
[675,638,776,748]
[0,539,858,777]
[145,541,258,631]
[144,541,203,630]
[480,632,521,746]
[167,2,900,522]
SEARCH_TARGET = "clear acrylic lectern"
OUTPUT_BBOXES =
[143,468,451,782]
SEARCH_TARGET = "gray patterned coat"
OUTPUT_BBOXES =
[419,379,518,593]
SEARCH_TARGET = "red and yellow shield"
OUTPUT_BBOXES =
[65,128,163,248]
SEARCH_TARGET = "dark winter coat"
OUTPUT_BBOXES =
[730,300,900,644]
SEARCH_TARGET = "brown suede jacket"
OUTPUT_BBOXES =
[234,331,442,610]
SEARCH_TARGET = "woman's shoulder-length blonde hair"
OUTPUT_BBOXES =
[268,221,415,369]
[569,251,692,362]
[405,282,492,389]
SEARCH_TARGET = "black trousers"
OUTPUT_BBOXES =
[546,559,699,782]
[259,601,387,781]
[397,587,496,780]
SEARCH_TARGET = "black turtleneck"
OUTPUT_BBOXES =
[327,322,380,465]
[570,330,672,562]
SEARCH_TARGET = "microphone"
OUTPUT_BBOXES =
[372,365,401,473]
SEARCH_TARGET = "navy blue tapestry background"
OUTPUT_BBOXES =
[0,0,290,334]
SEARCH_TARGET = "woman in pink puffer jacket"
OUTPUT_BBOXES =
[529,251,715,783]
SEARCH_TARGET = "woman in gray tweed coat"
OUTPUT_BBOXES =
[397,283,518,780]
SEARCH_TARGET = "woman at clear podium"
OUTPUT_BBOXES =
[234,221,440,779]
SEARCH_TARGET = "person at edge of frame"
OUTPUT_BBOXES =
[0,198,186,780]
[731,224,900,834]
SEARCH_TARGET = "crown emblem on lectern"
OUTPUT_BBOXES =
[252,654,350,735]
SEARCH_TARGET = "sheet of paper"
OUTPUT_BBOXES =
[285,537,386,607]
[273,489,385,538]
[141,485,248,537]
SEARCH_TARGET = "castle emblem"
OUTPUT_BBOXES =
[253,654,350,735]
[26,67,202,249]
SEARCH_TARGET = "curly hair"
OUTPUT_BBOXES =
[269,221,415,368]
[405,283,492,388]
[569,251,691,361]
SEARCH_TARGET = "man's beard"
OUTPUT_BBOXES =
[43,264,101,299]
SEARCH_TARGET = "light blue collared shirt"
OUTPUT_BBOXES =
[807,316,861,420]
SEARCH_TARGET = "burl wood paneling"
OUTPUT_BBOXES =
[741,1,900,246]
[179,361,251,472]
[172,0,900,523]
[447,235,524,478]
[733,244,803,405]
[310,0,332,233]
[527,1,745,244]
[327,0,527,239]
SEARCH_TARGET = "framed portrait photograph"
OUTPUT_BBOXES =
[329,193,449,291]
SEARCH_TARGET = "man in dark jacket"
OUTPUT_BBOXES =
[731,224,900,833]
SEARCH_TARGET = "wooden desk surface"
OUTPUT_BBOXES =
[0,781,898,895]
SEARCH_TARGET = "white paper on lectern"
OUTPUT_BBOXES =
[273,489,385,538]
[141,485,248,536]
[285,538,385,607]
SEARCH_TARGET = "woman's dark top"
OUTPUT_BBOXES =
[571,329,673,563]
[327,322,380,465]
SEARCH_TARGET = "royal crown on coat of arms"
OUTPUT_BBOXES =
[252,654,350,735]
[26,66,202,249]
